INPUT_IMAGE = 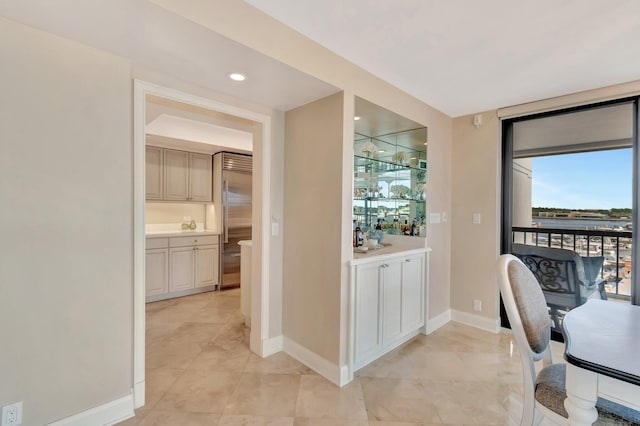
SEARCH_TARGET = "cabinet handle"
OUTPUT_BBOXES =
[380,263,389,269]
[405,259,411,263]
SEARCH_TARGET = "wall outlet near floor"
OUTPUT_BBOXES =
[473,299,482,312]
[1,401,23,426]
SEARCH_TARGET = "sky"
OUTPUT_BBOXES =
[531,148,632,210]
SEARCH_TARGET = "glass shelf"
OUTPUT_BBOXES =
[353,138,427,233]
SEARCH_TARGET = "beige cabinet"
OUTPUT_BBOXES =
[351,251,426,370]
[164,149,190,201]
[145,146,212,202]
[145,248,168,297]
[188,153,213,201]
[169,246,196,292]
[195,244,219,288]
[146,234,219,302]
[145,146,163,200]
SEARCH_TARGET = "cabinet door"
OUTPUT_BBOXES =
[169,246,195,291]
[164,149,189,201]
[145,248,168,297]
[354,262,383,366]
[382,260,403,347]
[145,146,163,200]
[189,153,212,202]
[401,254,425,333]
[195,244,219,287]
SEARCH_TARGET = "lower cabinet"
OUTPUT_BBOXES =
[146,234,219,302]
[352,252,426,370]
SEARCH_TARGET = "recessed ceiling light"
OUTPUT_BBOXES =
[228,73,246,81]
[411,157,417,160]
[378,150,386,153]
[354,116,361,121]
[424,142,428,145]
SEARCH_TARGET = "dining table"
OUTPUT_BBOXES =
[562,299,640,425]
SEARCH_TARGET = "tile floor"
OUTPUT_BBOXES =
[119,289,565,426]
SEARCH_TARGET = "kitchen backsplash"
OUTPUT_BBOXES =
[145,202,206,225]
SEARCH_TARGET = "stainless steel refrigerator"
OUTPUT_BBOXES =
[213,152,252,288]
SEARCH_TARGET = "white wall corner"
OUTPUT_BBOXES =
[451,309,500,334]
[261,335,284,357]
[48,394,134,426]
[283,337,346,387]
[423,309,451,334]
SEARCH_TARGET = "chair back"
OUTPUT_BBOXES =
[512,244,583,299]
[497,254,554,425]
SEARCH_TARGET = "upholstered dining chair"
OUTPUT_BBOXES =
[497,254,640,425]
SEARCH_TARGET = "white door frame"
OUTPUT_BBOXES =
[132,80,272,408]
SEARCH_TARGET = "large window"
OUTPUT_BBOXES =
[501,99,640,331]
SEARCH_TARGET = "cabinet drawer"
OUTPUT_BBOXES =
[146,237,169,249]
[170,235,218,248]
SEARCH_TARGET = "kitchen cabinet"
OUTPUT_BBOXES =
[145,146,212,202]
[145,248,168,297]
[351,251,426,370]
[145,146,163,200]
[146,234,219,302]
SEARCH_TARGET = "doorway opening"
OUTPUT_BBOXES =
[132,81,272,408]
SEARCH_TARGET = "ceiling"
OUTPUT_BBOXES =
[0,0,338,112]
[245,0,640,117]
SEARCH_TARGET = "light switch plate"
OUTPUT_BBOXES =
[429,213,441,224]
[472,213,481,224]
[442,212,448,222]
[271,222,279,236]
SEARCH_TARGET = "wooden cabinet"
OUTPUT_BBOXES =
[145,146,212,202]
[164,149,190,201]
[351,251,427,370]
[195,244,219,288]
[146,234,220,302]
[145,146,163,200]
[145,248,168,297]
[188,152,213,202]
[169,246,196,291]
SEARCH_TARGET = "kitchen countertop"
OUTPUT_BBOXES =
[145,229,220,238]
[350,245,431,265]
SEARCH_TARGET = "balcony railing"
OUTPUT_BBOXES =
[512,226,632,299]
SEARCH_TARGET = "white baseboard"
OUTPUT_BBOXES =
[424,309,451,334]
[261,335,283,357]
[49,394,134,426]
[133,380,145,409]
[283,337,346,387]
[451,309,500,333]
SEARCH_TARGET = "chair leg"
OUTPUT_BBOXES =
[598,281,608,300]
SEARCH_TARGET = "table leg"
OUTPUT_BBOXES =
[564,363,598,425]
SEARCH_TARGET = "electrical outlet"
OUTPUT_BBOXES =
[2,401,23,426]
[473,299,482,312]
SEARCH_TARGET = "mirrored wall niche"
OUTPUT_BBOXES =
[353,97,428,237]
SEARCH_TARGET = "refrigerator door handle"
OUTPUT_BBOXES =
[223,179,229,244]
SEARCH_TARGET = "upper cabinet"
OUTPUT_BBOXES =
[146,146,212,202]
[353,97,428,237]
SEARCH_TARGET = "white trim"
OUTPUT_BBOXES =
[261,334,283,357]
[283,337,347,387]
[48,394,134,426]
[424,309,451,334]
[132,80,272,407]
[133,381,145,409]
[450,309,500,333]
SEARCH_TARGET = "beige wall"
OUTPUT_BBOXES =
[284,93,345,363]
[0,18,132,424]
[451,112,501,321]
